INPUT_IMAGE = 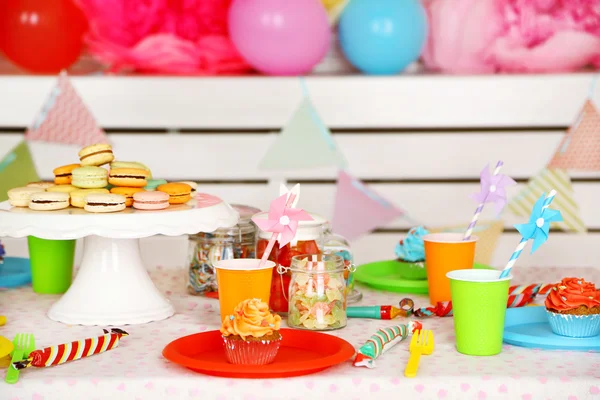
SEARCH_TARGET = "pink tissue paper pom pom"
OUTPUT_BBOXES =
[74,0,252,74]
[423,0,600,74]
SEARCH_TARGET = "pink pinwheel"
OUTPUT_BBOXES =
[470,163,516,215]
[252,193,313,248]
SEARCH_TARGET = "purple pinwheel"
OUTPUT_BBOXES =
[252,193,313,248]
[470,162,517,215]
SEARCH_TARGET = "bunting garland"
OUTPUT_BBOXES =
[0,141,40,203]
[506,168,586,234]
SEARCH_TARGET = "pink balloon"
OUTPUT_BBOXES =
[228,0,331,75]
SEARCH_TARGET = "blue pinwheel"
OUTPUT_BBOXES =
[499,190,563,279]
[514,193,563,254]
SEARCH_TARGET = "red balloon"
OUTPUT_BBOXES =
[0,0,88,74]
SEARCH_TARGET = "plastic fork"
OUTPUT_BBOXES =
[404,329,434,378]
[6,333,35,384]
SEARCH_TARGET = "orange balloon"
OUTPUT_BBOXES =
[0,0,88,74]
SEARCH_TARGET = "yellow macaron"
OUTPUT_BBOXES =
[70,188,110,208]
[78,144,115,167]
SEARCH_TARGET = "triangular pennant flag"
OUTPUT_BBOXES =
[25,71,109,146]
[507,168,586,233]
[331,170,404,241]
[259,98,347,169]
[0,141,40,202]
[430,220,504,265]
[548,100,600,170]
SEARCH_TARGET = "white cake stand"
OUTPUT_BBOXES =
[0,200,239,326]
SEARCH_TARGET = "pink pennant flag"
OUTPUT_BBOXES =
[331,170,404,241]
[547,100,600,171]
[25,71,109,146]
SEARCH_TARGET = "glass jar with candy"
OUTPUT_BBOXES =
[286,254,351,331]
[254,212,328,314]
[187,204,260,297]
[322,225,362,303]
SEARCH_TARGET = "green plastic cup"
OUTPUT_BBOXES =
[28,237,76,294]
[447,269,512,356]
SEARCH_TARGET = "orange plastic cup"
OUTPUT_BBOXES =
[423,233,478,304]
[214,259,276,322]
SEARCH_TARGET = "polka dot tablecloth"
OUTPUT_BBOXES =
[2,266,600,400]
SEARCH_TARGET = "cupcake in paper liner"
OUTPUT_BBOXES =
[221,299,282,365]
[545,277,600,338]
[394,226,429,280]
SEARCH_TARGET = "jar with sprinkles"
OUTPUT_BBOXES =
[187,204,260,296]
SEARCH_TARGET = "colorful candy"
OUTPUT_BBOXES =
[347,298,415,320]
[13,329,128,370]
[354,321,422,368]
[413,283,551,317]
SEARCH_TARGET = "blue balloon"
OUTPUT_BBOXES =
[338,0,428,75]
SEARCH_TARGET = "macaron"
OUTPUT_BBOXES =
[132,191,170,210]
[108,168,149,188]
[28,192,70,211]
[47,185,78,194]
[70,188,110,208]
[84,194,126,213]
[144,179,167,191]
[7,187,45,207]
[26,182,55,190]
[78,144,115,167]
[53,164,81,185]
[177,181,198,198]
[110,187,145,207]
[72,166,108,189]
[157,182,192,204]
[110,161,152,178]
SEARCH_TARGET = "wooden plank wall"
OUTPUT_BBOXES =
[0,75,598,268]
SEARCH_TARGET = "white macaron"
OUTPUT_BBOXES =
[28,192,70,211]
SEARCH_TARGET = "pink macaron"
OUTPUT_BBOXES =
[132,191,170,210]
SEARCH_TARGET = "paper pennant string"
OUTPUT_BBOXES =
[548,100,600,171]
[259,98,347,170]
[321,0,350,24]
[430,220,504,265]
[507,168,586,233]
[0,141,40,202]
[331,170,404,241]
[25,71,108,146]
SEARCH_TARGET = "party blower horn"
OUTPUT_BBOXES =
[464,161,516,240]
[499,190,563,279]
[252,184,313,267]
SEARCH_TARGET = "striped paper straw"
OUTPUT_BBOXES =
[464,161,504,240]
[499,190,557,279]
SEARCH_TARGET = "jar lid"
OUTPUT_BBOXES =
[289,254,345,273]
[190,204,261,240]
[253,211,328,241]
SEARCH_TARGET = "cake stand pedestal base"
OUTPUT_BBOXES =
[48,235,175,326]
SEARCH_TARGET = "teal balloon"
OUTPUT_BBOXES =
[338,0,428,75]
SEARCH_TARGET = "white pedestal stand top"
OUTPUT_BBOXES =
[0,200,239,326]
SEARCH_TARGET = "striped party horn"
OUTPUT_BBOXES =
[413,283,551,317]
[464,161,504,240]
[13,329,128,370]
[353,321,422,368]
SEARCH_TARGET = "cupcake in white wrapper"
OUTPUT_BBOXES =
[545,278,600,338]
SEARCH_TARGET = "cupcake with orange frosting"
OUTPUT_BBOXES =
[545,277,600,338]
[221,298,282,365]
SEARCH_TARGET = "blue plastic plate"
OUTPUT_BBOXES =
[0,257,31,288]
[503,306,600,351]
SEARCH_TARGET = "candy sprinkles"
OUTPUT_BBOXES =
[13,328,128,370]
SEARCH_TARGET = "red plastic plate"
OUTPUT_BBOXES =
[162,328,356,378]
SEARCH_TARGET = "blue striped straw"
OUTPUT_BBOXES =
[464,161,504,240]
[499,190,557,279]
